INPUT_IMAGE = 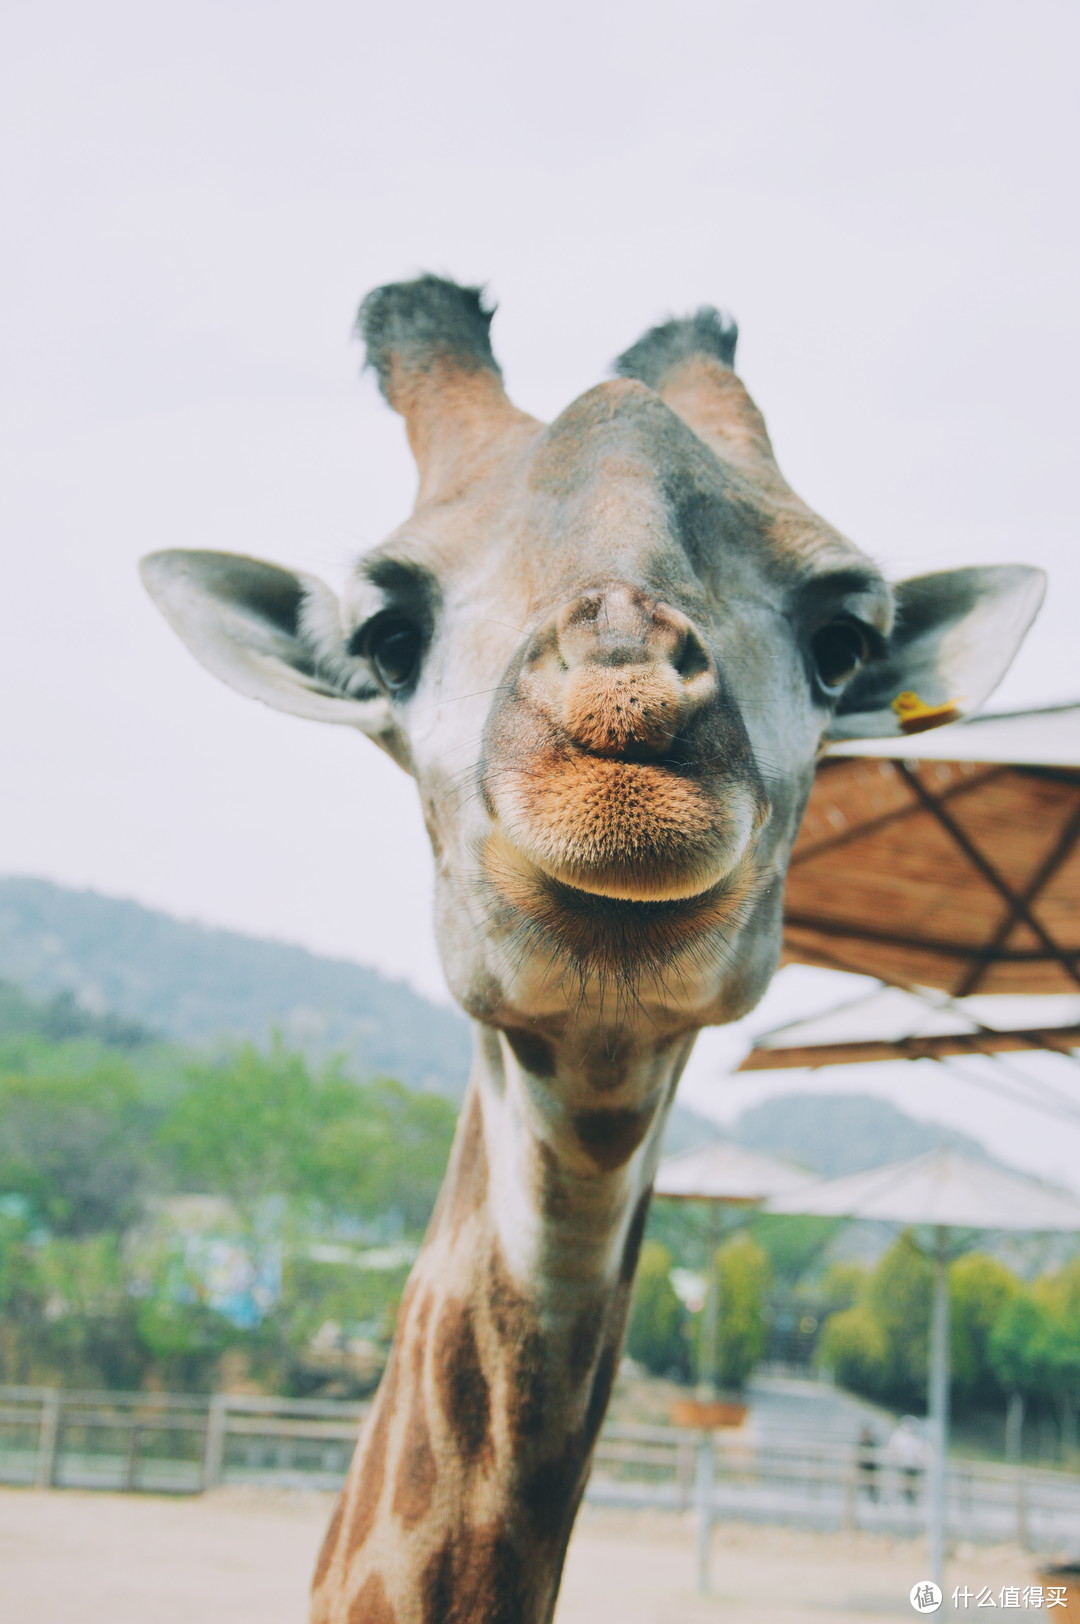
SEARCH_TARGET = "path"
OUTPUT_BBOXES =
[0,1486,1050,1623]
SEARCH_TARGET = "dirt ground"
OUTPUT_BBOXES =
[0,1485,1064,1623]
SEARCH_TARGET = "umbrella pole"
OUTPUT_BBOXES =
[927,1227,950,1591]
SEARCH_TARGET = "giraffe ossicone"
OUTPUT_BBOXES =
[142,276,1043,1623]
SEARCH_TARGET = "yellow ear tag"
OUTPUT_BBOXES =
[892,690,963,734]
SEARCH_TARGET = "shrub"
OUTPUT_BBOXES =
[627,1241,690,1380]
[699,1232,770,1392]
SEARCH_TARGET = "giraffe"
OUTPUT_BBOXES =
[142,276,1043,1623]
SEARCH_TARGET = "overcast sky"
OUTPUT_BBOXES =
[4,1,1079,1182]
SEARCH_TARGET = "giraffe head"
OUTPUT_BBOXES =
[142,277,1042,1036]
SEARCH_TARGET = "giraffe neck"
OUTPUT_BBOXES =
[311,1021,696,1624]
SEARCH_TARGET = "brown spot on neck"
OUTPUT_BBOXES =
[434,1299,492,1465]
[487,1243,547,1440]
[523,1447,585,1545]
[569,1302,604,1383]
[348,1572,398,1624]
[392,1295,437,1529]
[422,1528,531,1624]
[392,1396,437,1530]
[574,1106,653,1172]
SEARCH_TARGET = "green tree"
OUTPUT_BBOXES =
[866,1233,932,1410]
[989,1290,1053,1462]
[1033,1260,1080,1461]
[818,1301,888,1397]
[821,1261,870,1312]
[700,1232,770,1392]
[161,1046,456,1232]
[161,1044,324,1214]
[310,1076,457,1230]
[0,1205,47,1383]
[818,1239,1028,1416]
[0,1059,150,1235]
[33,1234,146,1388]
[747,1213,843,1291]
[627,1241,689,1379]
[950,1253,1020,1408]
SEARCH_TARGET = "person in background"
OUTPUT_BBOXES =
[886,1416,928,1504]
[856,1425,880,1502]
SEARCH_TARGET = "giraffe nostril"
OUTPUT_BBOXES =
[674,628,710,681]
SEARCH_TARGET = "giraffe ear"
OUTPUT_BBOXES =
[140,550,394,738]
[826,565,1046,740]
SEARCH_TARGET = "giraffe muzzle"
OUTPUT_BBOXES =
[552,587,717,761]
[481,584,765,904]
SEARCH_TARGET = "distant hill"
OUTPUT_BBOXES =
[0,876,472,1096]
[728,1091,993,1177]
[0,876,723,1150]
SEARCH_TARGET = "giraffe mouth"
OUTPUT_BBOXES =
[480,822,765,983]
[483,753,763,904]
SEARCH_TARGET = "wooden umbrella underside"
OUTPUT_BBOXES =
[781,756,1080,997]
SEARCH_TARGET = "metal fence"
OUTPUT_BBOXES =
[2,1386,1078,1550]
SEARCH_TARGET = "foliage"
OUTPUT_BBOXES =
[819,1235,1080,1449]
[0,1056,152,1235]
[626,1241,690,1380]
[862,1233,932,1410]
[989,1293,1053,1398]
[160,1045,456,1230]
[644,1204,839,1291]
[820,1261,870,1312]
[276,1257,410,1360]
[818,1301,888,1396]
[0,979,154,1050]
[746,1213,844,1291]
[950,1254,1020,1407]
[0,986,459,1393]
[1030,1260,1080,1455]
[821,1237,1027,1413]
[699,1232,770,1392]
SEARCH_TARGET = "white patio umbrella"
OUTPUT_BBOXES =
[765,1148,1080,1588]
[654,1138,816,1205]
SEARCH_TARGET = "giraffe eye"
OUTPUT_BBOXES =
[811,620,868,690]
[361,613,424,692]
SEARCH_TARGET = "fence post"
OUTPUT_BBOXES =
[123,1423,142,1493]
[677,1437,694,1511]
[34,1392,61,1489]
[1015,1470,1029,1551]
[843,1457,857,1531]
[202,1395,228,1491]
